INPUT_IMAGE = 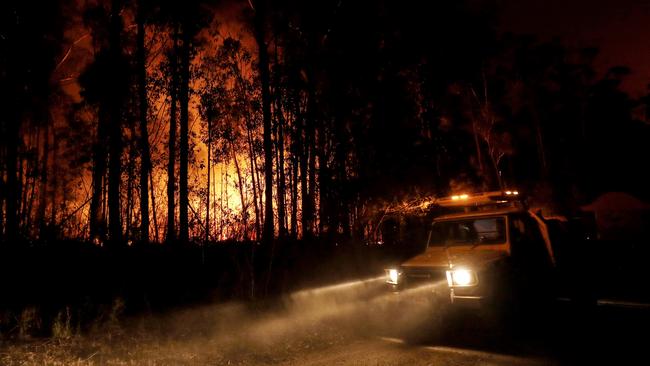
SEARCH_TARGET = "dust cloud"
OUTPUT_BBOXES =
[122,276,450,362]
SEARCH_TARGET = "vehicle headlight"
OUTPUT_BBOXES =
[386,268,400,285]
[446,268,478,287]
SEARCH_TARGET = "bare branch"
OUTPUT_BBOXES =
[54,34,90,72]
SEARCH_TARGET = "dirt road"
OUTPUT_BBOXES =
[1,276,647,365]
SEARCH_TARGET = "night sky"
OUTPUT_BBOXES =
[500,0,650,95]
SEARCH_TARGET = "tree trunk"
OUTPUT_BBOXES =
[254,1,275,244]
[37,115,50,239]
[274,95,287,239]
[254,144,264,228]
[220,167,225,239]
[245,121,262,240]
[137,3,151,244]
[23,127,38,234]
[5,113,20,243]
[90,106,108,242]
[289,92,301,239]
[49,124,58,230]
[205,117,211,243]
[231,141,248,239]
[166,28,179,243]
[303,83,317,238]
[273,41,287,239]
[299,113,311,238]
[308,125,316,235]
[317,124,328,236]
[334,117,351,238]
[237,69,261,240]
[149,170,159,242]
[107,0,123,245]
[178,20,190,243]
[290,134,298,239]
[126,121,137,240]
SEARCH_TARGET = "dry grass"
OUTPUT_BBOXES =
[0,310,354,365]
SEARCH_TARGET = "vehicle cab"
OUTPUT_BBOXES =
[385,191,556,309]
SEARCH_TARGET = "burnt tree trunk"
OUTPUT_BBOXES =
[137,2,151,244]
[149,169,159,242]
[166,28,179,243]
[254,1,274,244]
[49,122,58,230]
[317,122,328,236]
[178,20,190,243]
[90,106,108,242]
[335,119,351,238]
[231,140,248,239]
[126,119,137,240]
[273,41,287,239]
[290,131,298,239]
[107,0,124,245]
[299,111,311,238]
[305,83,317,238]
[206,115,211,243]
[5,112,20,243]
[274,91,287,239]
[37,115,50,239]
[245,117,262,240]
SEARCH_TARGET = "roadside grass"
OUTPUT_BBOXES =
[0,239,397,364]
[0,299,359,365]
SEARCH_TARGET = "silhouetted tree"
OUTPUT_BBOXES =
[106,0,127,245]
[0,1,64,243]
[253,0,275,245]
[166,28,179,243]
[136,0,153,244]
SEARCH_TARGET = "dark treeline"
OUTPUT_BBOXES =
[2,0,650,247]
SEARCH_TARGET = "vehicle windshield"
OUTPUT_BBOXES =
[428,217,506,247]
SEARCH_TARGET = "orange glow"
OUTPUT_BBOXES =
[30,5,285,243]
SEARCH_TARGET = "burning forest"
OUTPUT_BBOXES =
[2,0,650,245]
[2,0,650,364]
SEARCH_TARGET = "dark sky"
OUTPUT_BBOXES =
[499,0,650,96]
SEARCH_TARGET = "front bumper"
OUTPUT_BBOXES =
[388,269,485,309]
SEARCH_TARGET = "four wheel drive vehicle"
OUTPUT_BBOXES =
[385,191,557,312]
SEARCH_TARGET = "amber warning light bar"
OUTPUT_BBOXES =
[436,190,524,207]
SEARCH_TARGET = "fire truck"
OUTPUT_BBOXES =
[385,191,557,316]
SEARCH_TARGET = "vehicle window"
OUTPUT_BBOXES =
[429,217,506,247]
